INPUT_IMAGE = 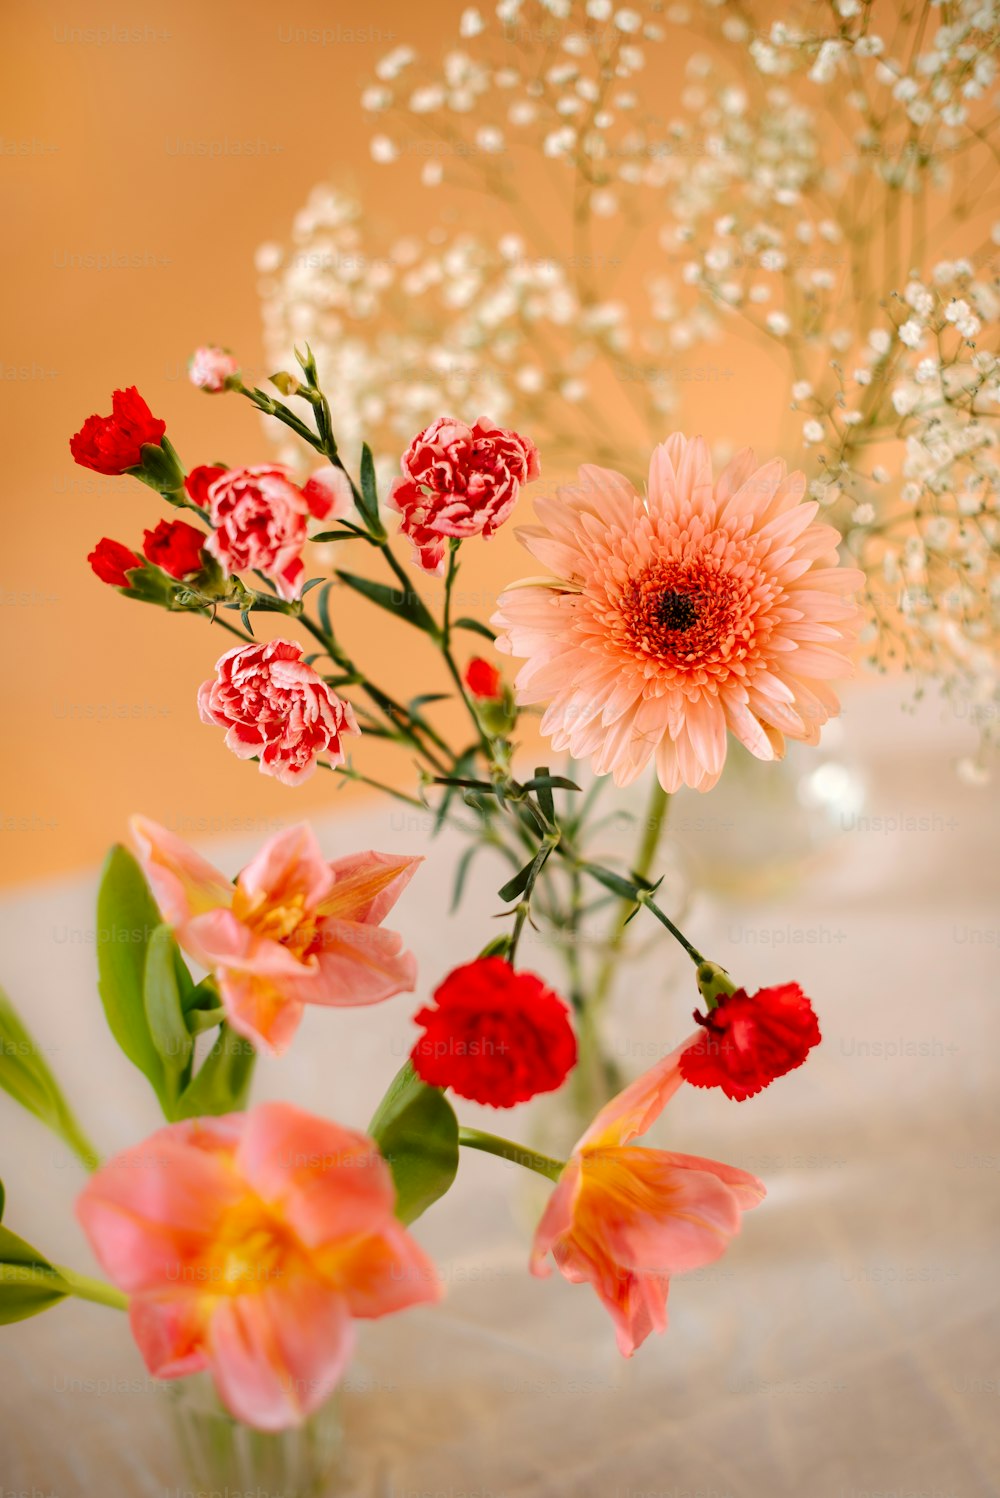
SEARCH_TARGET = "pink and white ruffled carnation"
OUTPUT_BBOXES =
[131,817,420,1053]
[390,415,540,575]
[493,434,864,793]
[198,639,359,786]
[204,466,314,602]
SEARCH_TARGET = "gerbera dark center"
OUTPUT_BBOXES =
[655,590,698,632]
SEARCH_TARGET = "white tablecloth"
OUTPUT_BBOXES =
[2,684,998,1497]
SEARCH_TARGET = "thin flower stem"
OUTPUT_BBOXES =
[320,761,427,810]
[457,1127,565,1183]
[591,780,671,1013]
[299,615,452,774]
[638,895,706,967]
[440,542,496,766]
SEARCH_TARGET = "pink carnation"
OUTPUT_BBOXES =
[204,466,312,601]
[390,416,539,575]
[198,639,360,786]
[188,346,239,392]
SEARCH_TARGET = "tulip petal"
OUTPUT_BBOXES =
[236,1104,394,1249]
[236,824,335,911]
[312,919,417,1005]
[317,851,423,925]
[578,1148,751,1276]
[129,1292,211,1379]
[576,1032,699,1151]
[216,970,305,1056]
[207,1279,354,1430]
[337,1220,442,1318]
[131,815,233,924]
[75,1119,243,1292]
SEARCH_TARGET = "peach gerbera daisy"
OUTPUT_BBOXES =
[492,434,864,792]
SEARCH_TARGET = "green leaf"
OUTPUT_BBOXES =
[335,569,438,635]
[358,443,384,534]
[531,766,554,824]
[498,856,540,903]
[95,846,169,1110]
[317,579,336,643]
[0,985,97,1168]
[453,616,496,642]
[368,1062,458,1225]
[143,926,194,1111]
[582,862,640,901]
[0,1225,69,1326]
[0,1178,5,1222]
[450,844,483,913]
[478,934,511,960]
[173,1024,256,1121]
[521,774,582,796]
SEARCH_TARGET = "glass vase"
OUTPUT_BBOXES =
[166,1373,346,1498]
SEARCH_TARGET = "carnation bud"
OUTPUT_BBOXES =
[695,960,738,1011]
[189,346,239,393]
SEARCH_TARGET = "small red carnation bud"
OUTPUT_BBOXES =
[411,956,577,1108]
[88,538,142,589]
[679,982,821,1101]
[464,657,503,700]
[184,464,227,510]
[70,387,167,475]
[143,519,207,579]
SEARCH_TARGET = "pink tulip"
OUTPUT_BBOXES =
[132,817,420,1055]
[76,1102,441,1430]
[531,1037,765,1354]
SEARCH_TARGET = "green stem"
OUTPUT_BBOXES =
[56,1266,128,1310]
[322,762,428,810]
[440,541,496,765]
[458,1127,565,1183]
[640,895,705,966]
[591,780,671,1012]
[0,1263,127,1311]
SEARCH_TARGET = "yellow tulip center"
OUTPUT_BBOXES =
[232,888,321,960]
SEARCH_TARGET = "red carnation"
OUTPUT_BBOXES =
[184,464,227,510]
[464,657,503,700]
[679,982,821,1101]
[411,957,577,1108]
[88,538,142,588]
[70,387,166,475]
[143,519,207,579]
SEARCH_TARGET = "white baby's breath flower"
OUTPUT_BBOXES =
[803,419,825,443]
[370,135,398,163]
[792,381,813,401]
[899,320,924,348]
[459,7,484,37]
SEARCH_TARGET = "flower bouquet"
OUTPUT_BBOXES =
[1,343,857,1490]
